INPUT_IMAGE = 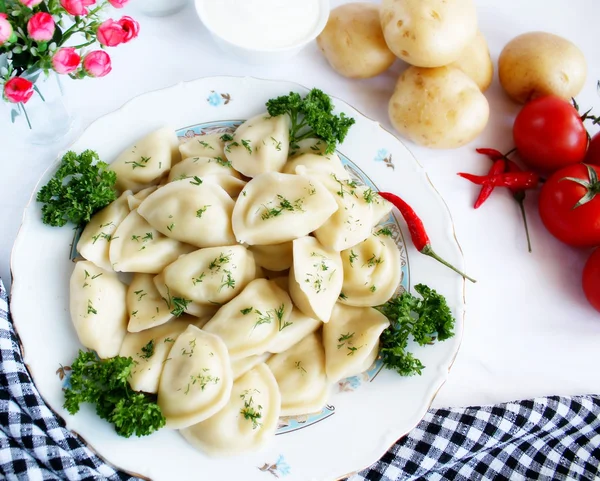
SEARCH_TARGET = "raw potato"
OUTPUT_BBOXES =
[380,0,478,68]
[388,66,490,149]
[498,32,587,104]
[450,31,493,92]
[317,3,396,79]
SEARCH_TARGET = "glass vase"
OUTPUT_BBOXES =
[0,58,75,145]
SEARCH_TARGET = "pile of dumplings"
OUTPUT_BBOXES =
[69,110,403,456]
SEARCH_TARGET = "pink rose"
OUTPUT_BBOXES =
[108,0,128,7]
[0,13,13,46]
[27,12,55,42]
[18,0,43,7]
[52,47,81,74]
[60,0,96,16]
[83,50,112,78]
[3,77,34,104]
[117,16,139,43]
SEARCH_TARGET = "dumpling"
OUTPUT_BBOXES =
[288,236,343,323]
[203,278,293,360]
[323,303,390,383]
[283,149,349,182]
[137,179,236,248]
[109,127,179,193]
[69,261,127,358]
[127,186,158,210]
[266,331,329,416]
[371,194,393,226]
[231,353,272,380]
[224,113,290,177]
[167,156,242,182]
[248,242,293,272]
[162,245,258,306]
[339,232,402,306]
[109,209,195,273]
[153,272,219,320]
[118,319,190,393]
[180,363,281,456]
[232,172,338,245]
[77,190,131,271]
[126,273,174,332]
[313,182,376,251]
[268,276,322,354]
[157,325,233,429]
[179,133,226,160]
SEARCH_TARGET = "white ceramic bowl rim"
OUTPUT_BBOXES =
[194,0,330,53]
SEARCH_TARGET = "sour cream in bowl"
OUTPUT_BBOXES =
[195,0,330,64]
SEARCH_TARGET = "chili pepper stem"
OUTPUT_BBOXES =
[515,197,532,253]
[421,245,477,283]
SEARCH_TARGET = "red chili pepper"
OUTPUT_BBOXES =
[474,159,506,209]
[458,172,539,189]
[505,160,532,252]
[476,148,505,160]
[378,191,476,283]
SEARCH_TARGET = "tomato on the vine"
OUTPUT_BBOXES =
[538,163,600,247]
[513,96,588,173]
[583,248,600,312]
[585,131,600,167]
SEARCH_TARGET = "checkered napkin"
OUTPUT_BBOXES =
[0,277,598,481]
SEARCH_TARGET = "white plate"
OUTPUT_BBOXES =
[10,76,465,481]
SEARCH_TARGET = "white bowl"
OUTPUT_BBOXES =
[195,0,330,65]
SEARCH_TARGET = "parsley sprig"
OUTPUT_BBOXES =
[36,150,117,227]
[63,350,165,438]
[266,89,355,155]
[377,284,455,376]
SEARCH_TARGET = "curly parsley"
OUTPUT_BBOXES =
[36,150,117,227]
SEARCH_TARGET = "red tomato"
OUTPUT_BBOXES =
[513,96,588,173]
[585,131,600,167]
[583,248,600,312]
[538,163,600,247]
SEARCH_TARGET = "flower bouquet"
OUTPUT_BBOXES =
[0,0,139,138]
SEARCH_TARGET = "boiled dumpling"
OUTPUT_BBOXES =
[323,303,390,383]
[77,190,131,271]
[153,272,219,320]
[162,245,258,306]
[266,331,329,416]
[289,236,343,323]
[137,179,236,248]
[109,209,195,273]
[180,363,281,456]
[339,232,402,306]
[126,273,174,332]
[203,279,293,360]
[231,353,272,381]
[109,127,179,193]
[118,319,189,393]
[371,194,393,226]
[127,186,157,210]
[248,242,293,272]
[224,113,290,177]
[179,133,226,160]
[313,182,376,251]
[232,172,338,245]
[283,149,349,182]
[268,276,322,354]
[69,261,127,358]
[157,325,233,429]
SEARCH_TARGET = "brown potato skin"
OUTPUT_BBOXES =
[317,3,396,79]
[388,66,490,149]
[450,31,493,92]
[499,32,587,103]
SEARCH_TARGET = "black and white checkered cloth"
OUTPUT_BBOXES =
[0,277,598,481]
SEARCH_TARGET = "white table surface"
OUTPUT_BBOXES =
[1,0,599,411]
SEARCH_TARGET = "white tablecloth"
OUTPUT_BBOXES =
[1,0,599,410]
